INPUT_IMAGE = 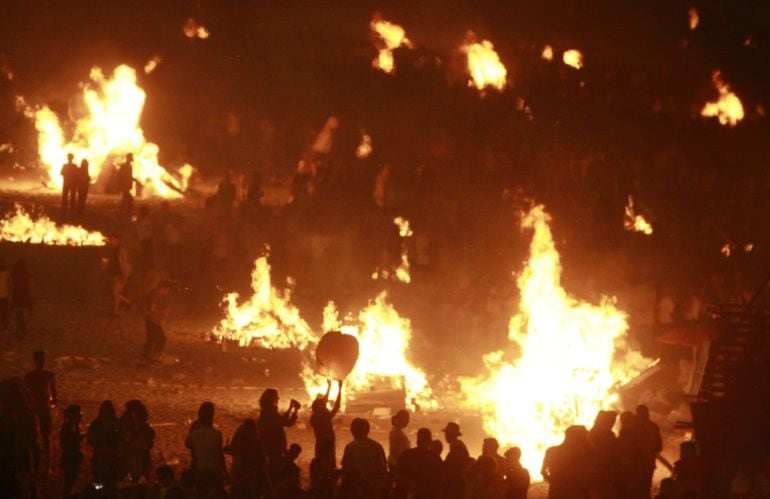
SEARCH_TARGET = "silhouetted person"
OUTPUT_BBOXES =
[388,409,411,474]
[0,258,10,333]
[24,350,57,471]
[61,153,78,217]
[542,425,592,499]
[87,400,122,496]
[341,418,387,499]
[185,402,226,492]
[430,439,443,458]
[310,379,342,466]
[106,235,132,316]
[443,422,471,499]
[258,388,300,483]
[226,418,269,499]
[141,280,171,362]
[274,443,302,488]
[503,447,530,499]
[467,455,507,499]
[397,427,444,499]
[617,411,645,497]
[589,410,621,499]
[0,377,39,497]
[636,405,662,496]
[673,442,702,497]
[76,159,90,218]
[482,437,506,474]
[156,465,184,499]
[310,435,338,499]
[121,400,155,483]
[60,404,83,498]
[118,153,135,217]
[10,258,33,337]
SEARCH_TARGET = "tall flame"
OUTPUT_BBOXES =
[371,16,412,74]
[462,38,507,92]
[461,206,649,477]
[623,196,653,235]
[25,65,192,197]
[211,257,316,349]
[562,49,584,69]
[701,70,744,127]
[0,205,106,246]
[304,296,436,409]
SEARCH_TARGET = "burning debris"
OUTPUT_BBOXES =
[0,205,106,246]
[688,7,700,30]
[461,205,650,477]
[624,196,653,235]
[356,132,373,159]
[541,45,554,61]
[562,49,584,69]
[144,55,162,74]
[462,35,508,92]
[701,70,744,127]
[183,18,210,40]
[372,216,412,283]
[370,15,413,74]
[21,65,193,198]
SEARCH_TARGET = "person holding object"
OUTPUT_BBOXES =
[258,388,300,484]
[310,379,343,466]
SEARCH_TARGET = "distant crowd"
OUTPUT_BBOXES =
[2,350,752,499]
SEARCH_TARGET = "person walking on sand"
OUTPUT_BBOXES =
[61,153,78,217]
[106,235,132,316]
[24,350,57,473]
[60,404,83,498]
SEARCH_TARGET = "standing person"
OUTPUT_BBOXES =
[442,422,471,499]
[0,378,40,498]
[185,402,227,493]
[502,447,530,499]
[121,400,155,483]
[10,258,33,337]
[258,388,300,483]
[635,405,662,496]
[341,418,387,499]
[60,404,83,498]
[76,159,90,218]
[310,379,343,466]
[226,418,269,499]
[541,425,592,499]
[481,438,506,473]
[388,409,411,474]
[0,258,10,334]
[60,153,78,217]
[24,350,57,472]
[397,427,444,499]
[118,153,135,218]
[141,280,171,362]
[106,236,132,316]
[86,400,122,496]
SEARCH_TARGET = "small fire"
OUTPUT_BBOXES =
[562,49,584,69]
[541,45,554,61]
[144,55,162,74]
[701,70,744,127]
[720,243,731,257]
[461,205,649,476]
[373,217,412,283]
[624,196,653,235]
[689,7,700,30]
[462,36,507,92]
[212,257,316,349]
[370,15,412,74]
[23,65,192,197]
[356,132,373,159]
[0,205,106,246]
[304,296,436,409]
[183,18,210,40]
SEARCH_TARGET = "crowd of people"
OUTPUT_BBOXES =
[4,348,751,499]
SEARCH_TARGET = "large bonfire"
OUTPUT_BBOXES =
[461,205,650,477]
[22,64,193,197]
[211,256,434,407]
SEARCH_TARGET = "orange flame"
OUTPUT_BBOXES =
[183,18,210,39]
[624,196,653,235]
[356,132,373,159]
[372,217,412,283]
[144,55,162,74]
[0,205,106,246]
[462,37,507,92]
[461,205,650,477]
[688,7,700,30]
[562,49,584,69]
[541,45,554,62]
[23,65,192,197]
[701,70,744,127]
[370,16,412,74]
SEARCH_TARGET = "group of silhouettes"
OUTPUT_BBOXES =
[60,152,135,219]
[1,352,677,499]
